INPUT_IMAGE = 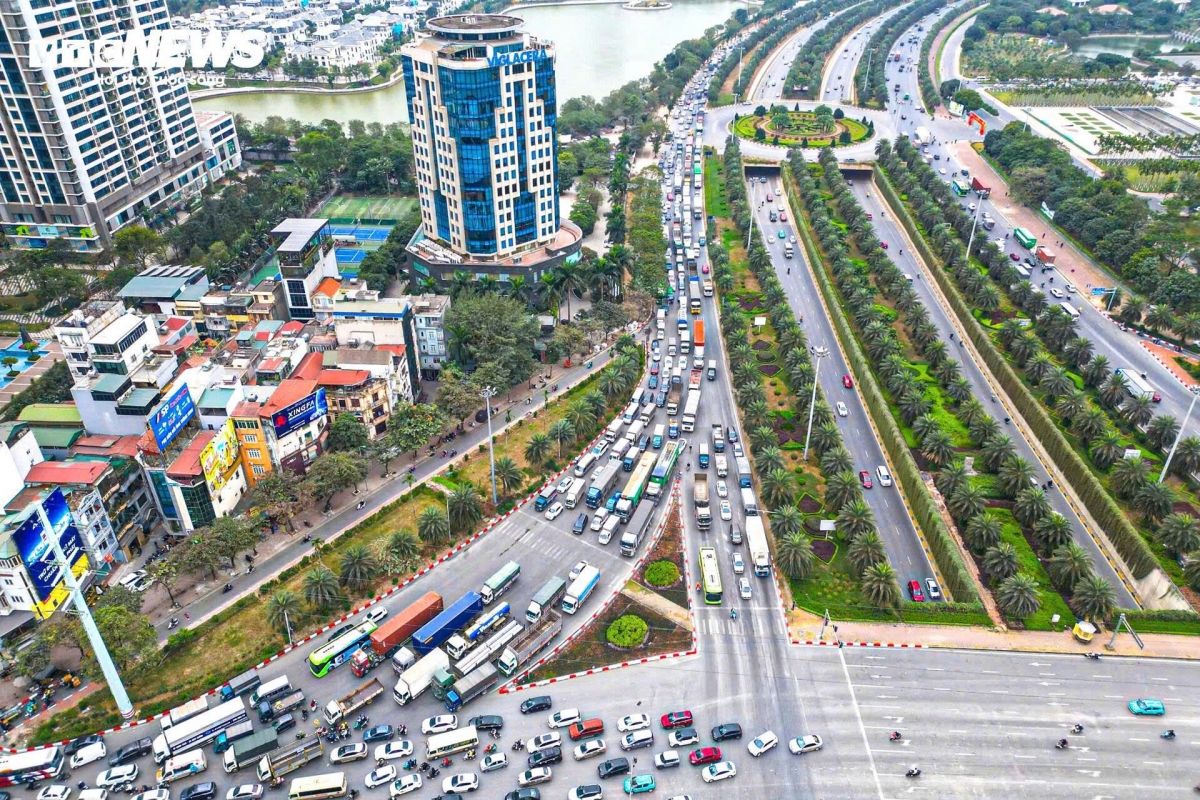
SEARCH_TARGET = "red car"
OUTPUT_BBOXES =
[780,211,788,221]
[881,241,888,249]
[1009,252,1019,261]
[689,747,722,766]
[702,263,710,274]
[908,580,926,602]
[650,362,660,375]
[842,375,854,389]
[661,711,693,729]
[766,193,773,202]
[858,470,873,489]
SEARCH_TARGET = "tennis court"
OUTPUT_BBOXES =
[330,225,392,242]
[336,247,366,264]
[316,195,416,225]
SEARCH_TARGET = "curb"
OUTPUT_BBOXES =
[791,639,925,647]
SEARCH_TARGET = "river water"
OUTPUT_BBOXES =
[1073,34,1186,59]
[193,0,742,125]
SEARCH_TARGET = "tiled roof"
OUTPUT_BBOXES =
[260,378,318,419]
[25,460,108,486]
[168,430,215,479]
[317,368,370,387]
[17,404,82,426]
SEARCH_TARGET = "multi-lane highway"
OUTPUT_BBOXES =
[819,7,907,104]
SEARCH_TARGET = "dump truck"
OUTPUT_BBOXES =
[444,663,498,712]
[369,592,443,657]
[257,689,304,723]
[496,611,562,677]
[694,475,711,530]
[254,737,323,783]
[222,729,278,773]
[323,677,384,725]
[971,176,990,198]
[392,648,450,705]
[666,386,683,416]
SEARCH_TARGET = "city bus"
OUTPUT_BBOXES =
[0,748,65,787]
[699,547,723,605]
[427,726,479,759]
[480,561,521,605]
[308,621,377,677]
[951,180,969,197]
[288,772,348,800]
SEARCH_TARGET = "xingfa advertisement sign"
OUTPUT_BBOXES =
[272,389,329,438]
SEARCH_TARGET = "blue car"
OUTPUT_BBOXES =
[363,725,394,743]
[623,775,656,795]
[649,375,659,390]
[1128,699,1165,716]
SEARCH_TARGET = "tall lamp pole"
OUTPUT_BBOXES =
[802,346,829,461]
[1160,390,1198,483]
[480,386,499,505]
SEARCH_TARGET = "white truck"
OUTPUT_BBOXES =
[392,648,450,705]
[496,611,562,677]
[323,677,384,725]
[681,390,701,432]
[914,125,932,145]
[744,516,770,577]
[452,619,524,678]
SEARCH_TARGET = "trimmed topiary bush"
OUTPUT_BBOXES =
[644,560,679,587]
[606,614,648,647]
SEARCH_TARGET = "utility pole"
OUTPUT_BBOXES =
[964,193,983,258]
[36,497,134,718]
[1160,390,1198,483]
[802,346,829,461]
[480,386,499,505]
[746,182,756,251]
[284,609,294,647]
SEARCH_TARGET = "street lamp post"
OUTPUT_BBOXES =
[964,193,984,259]
[802,346,829,461]
[1160,390,1198,483]
[480,386,499,505]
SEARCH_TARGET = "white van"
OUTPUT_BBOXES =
[156,750,208,785]
[70,742,107,769]
[876,465,893,487]
[600,515,621,545]
[574,452,598,478]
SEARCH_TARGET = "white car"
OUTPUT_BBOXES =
[117,569,148,589]
[519,767,554,787]
[569,561,588,581]
[545,502,565,521]
[573,739,607,761]
[441,773,478,793]
[652,348,661,362]
[529,732,562,754]
[939,167,947,175]
[330,743,368,764]
[421,715,458,735]
[37,788,71,800]
[876,466,892,487]
[732,552,744,574]
[789,734,824,754]
[548,709,581,729]
[388,775,422,797]
[374,742,413,762]
[720,500,732,521]
[617,714,650,733]
[69,741,106,769]
[668,729,698,747]
[364,766,395,789]
[97,766,139,789]
[836,402,848,417]
[748,731,779,757]
[702,761,737,783]
[1050,288,1064,299]
[716,480,728,498]
[364,605,388,624]
[1066,283,1077,294]
[481,752,508,772]
[557,475,575,494]
[590,509,609,532]
[739,578,751,600]
[226,785,264,800]
[132,791,168,800]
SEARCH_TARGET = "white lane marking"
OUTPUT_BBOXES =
[836,640,886,800]
[1092,675,1111,679]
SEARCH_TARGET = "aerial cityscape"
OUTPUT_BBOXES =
[1,0,1200,796]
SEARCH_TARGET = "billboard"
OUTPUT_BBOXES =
[12,488,87,607]
[272,388,328,438]
[150,384,196,451]
[201,420,240,492]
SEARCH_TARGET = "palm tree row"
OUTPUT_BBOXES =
[1114,294,1200,346]
[434,255,624,315]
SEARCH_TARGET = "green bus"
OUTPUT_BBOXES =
[1013,227,1037,249]
[308,621,377,677]
[951,180,969,197]
[699,546,723,605]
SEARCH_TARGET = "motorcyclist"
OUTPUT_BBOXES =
[1056,738,1069,749]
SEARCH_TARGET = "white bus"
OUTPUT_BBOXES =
[288,772,348,800]
[629,387,645,406]
[156,749,208,785]
[249,676,291,707]
[0,748,66,787]
[153,697,248,763]
[621,402,639,424]
[426,726,479,760]
[574,452,598,478]
[1059,301,1080,319]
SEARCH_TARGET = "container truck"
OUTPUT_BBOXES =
[254,738,323,784]
[693,321,705,361]
[222,729,278,773]
[212,720,255,754]
[1034,245,1056,266]
[368,592,443,658]
[624,419,646,445]
[587,461,622,508]
[154,697,248,763]
[257,689,304,723]
[736,456,752,488]
[430,667,455,701]
[444,663,498,712]
[971,176,990,198]
[666,386,682,416]
[392,649,450,705]
[694,476,711,530]
[562,566,602,615]
[453,620,524,678]
[682,390,701,432]
[161,697,209,731]
[496,611,562,677]
[323,677,384,725]
[1013,227,1036,249]
[1115,367,1162,403]
[412,591,483,655]
[744,516,771,577]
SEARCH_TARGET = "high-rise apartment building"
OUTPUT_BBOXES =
[0,0,210,251]
[401,14,581,287]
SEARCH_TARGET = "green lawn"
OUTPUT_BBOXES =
[990,509,1075,631]
[704,155,731,219]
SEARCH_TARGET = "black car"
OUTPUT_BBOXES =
[363,725,394,743]
[520,696,552,714]
[180,783,216,800]
[273,713,297,734]
[711,723,743,742]
[436,795,464,800]
[572,514,587,534]
[503,791,540,800]
[468,715,504,732]
[108,737,152,767]
[527,746,562,768]
[597,757,630,779]
[64,734,104,756]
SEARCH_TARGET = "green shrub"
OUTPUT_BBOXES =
[606,614,648,647]
[644,560,680,587]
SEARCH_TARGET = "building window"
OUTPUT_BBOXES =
[252,465,266,476]
[242,433,258,443]
[247,449,261,459]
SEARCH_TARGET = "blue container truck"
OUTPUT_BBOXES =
[412,591,484,655]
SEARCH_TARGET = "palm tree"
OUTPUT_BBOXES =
[1184,554,1200,592]
[1056,389,1089,423]
[770,505,803,538]
[1014,487,1051,528]
[1121,395,1154,429]
[598,369,624,400]
[377,529,421,572]
[1145,304,1176,334]
[1047,542,1093,591]
[1082,354,1111,389]
[912,415,940,443]
[751,425,778,454]
[1110,456,1149,500]
[997,573,1041,619]
[968,416,1000,448]
[1133,481,1175,523]
[525,433,552,466]
[1071,405,1108,447]
[447,483,483,533]
[761,468,797,508]
[983,543,1019,581]
[998,457,1037,499]
[848,531,887,573]
[1072,573,1117,623]
[825,471,862,512]
[861,563,901,608]
[554,262,586,320]
[811,422,841,455]
[1118,295,1145,326]
[819,446,853,477]
[1173,436,1200,478]
[948,482,986,522]
[1099,372,1129,409]
[302,565,340,609]
[445,322,471,363]
[565,399,596,436]
[756,446,785,475]
[493,457,524,496]
[1090,429,1126,471]
[1156,513,1200,555]
[836,498,876,540]
[965,512,1003,552]
[980,435,1017,474]
[507,275,530,307]
[338,543,377,590]
[266,589,303,633]
[1147,414,1181,453]
[920,429,954,469]
[418,505,451,546]
[776,533,815,580]
[1033,512,1074,553]
[937,461,969,499]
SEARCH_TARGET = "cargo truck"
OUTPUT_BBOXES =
[323,677,384,725]
[744,516,771,577]
[711,423,724,453]
[222,729,278,773]
[430,667,455,701]
[688,369,703,391]
[666,386,682,416]
[212,720,255,754]
[1013,227,1036,249]
[480,561,521,605]
[694,476,711,530]
[392,648,450,705]
[971,176,990,198]
[453,619,524,678]
[652,424,665,449]
[586,461,622,508]
[1034,245,1056,266]
[714,454,728,477]
[496,611,563,677]
[682,390,701,432]
[914,126,931,145]
[368,592,443,659]
[444,663,498,712]
[412,591,483,655]
[161,697,209,731]
[736,456,752,488]
[254,738,323,783]
[1115,368,1162,403]
[693,321,705,361]
[257,689,304,723]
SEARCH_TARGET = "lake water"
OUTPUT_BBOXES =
[193,0,742,125]
[1073,34,1186,59]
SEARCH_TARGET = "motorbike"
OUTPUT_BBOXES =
[402,759,417,771]
[1084,652,1100,660]
[1162,730,1176,740]
[1055,739,1069,750]
[484,744,497,754]
[222,583,233,593]
[419,762,429,773]
[427,768,440,779]
[1070,725,1083,734]
[512,741,524,752]
[464,749,476,761]
[905,769,921,778]
[301,708,308,721]
[441,757,452,768]
[167,617,179,630]
[353,719,368,730]
[889,732,902,742]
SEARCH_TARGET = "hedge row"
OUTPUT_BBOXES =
[917,3,981,112]
[783,0,895,100]
[854,0,945,107]
[872,160,1159,580]
[783,154,979,604]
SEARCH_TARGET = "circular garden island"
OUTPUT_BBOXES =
[733,106,872,148]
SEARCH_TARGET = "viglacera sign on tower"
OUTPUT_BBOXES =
[273,389,329,438]
[486,49,548,68]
